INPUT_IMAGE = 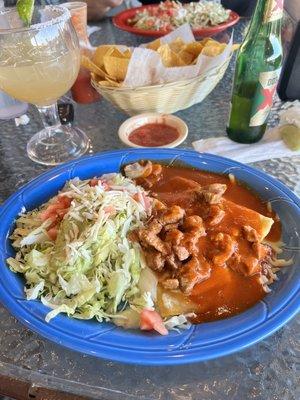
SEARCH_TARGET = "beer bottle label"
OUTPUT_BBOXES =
[264,0,284,23]
[249,68,281,127]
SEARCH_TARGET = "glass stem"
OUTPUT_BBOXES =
[37,103,61,130]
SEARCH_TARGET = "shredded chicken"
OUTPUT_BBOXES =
[180,232,201,254]
[252,242,271,259]
[153,199,166,211]
[170,217,205,255]
[138,228,169,254]
[147,219,163,235]
[125,161,281,305]
[211,232,237,266]
[131,204,208,292]
[242,256,260,275]
[182,215,203,230]
[158,205,185,225]
[173,245,190,261]
[197,183,227,204]
[124,161,163,188]
[165,254,179,270]
[165,229,184,246]
[178,256,211,294]
[124,161,152,179]
[151,164,162,176]
[164,223,179,231]
[227,253,241,272]
[207,205,225,226]
[144,250,165,271]
[243,225,260,242]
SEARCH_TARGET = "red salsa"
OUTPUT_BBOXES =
[128,123,180,147]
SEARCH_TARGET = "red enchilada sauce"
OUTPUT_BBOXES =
[130,163,281,323]
[128,123,180,147]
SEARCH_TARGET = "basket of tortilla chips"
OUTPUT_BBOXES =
[83,35,237,115]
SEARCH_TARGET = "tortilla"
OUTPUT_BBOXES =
[223,200,274,241]
[157,288,197,318]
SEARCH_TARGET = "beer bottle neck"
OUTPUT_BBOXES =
[247,0,284,38]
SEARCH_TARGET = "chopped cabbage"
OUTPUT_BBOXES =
[164,313,195,332]
[7,173,154,323]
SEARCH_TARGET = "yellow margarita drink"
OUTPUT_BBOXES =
[0,6,89,165]
[0,50,80,106]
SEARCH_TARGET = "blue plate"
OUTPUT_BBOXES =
[0,149,299,365]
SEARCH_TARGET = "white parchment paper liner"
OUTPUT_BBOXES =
[124,24,233,88]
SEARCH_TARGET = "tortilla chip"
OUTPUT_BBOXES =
[169,37,186,54]
[178,49,195,65]
[92,45,130,65]
[92,45,118,68]
[103,55,130,81]
[81,55,106,79]
[121,49,132,58]
[204,39,224,47]
[146,38,161,51]
[200,38,218,46]
[107,47,128,59]
[157,44,186,67]
[201,43,226,56]
[184,42,204,57]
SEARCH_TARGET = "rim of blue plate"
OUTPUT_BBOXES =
[0,148,299,366]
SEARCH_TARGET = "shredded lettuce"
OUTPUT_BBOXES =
[164,313,194,332]
[7,173,153,323]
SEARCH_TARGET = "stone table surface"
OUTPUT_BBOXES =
[0,17,299,400]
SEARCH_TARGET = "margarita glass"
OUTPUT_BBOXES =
[0,6,90,165]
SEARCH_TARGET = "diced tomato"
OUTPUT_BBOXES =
[133,193,139,202]
[89,178,99,187]
[57,195,72,208]
[56,208,69,218]
[103,205,116,215]
[140,309,168,336]
[40,205,60,221]
[47,226,58,241]
[89,178,109,190]
[40,195,72,223]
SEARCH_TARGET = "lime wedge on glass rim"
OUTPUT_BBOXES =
[279,124,300,151]
[17,0,35,26]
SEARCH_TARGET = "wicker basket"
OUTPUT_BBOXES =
[91,56,231,116]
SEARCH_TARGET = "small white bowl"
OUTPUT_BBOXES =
[118,113,188,148]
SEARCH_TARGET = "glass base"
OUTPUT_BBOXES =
[27,125,90,166]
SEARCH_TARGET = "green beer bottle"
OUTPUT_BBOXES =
[227,0,284,143]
